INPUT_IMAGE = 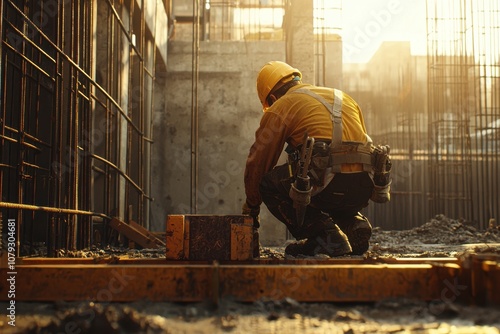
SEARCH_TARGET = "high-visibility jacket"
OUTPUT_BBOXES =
[244,83,371,208]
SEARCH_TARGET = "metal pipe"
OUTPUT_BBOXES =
[126,0,133,223]
[0,0,3,253]
[51,0,63,252]
[139,0,145,225]
[142,0,157,230]
[105,0,113,227]
[82,0,93,249]
[0,201,111,219]
[70,0,79,250]
[88,152,152,200]
[191,0,200,213]
[105,0,143,61]
[16,5,28,257]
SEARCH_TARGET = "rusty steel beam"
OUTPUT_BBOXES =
[481,260,500,305]
[17,257,460,266]
[218,263,462,303]
[468,254,500,306]
[0,263,461,303]
[4,255,497,305]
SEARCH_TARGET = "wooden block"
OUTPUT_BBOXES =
[129,220,166,247]
[231,222,253,261]
[166,215,254,261]
[166,215,185,259]
[109,218,159,249]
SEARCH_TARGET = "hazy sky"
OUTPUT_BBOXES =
[342,0,427,63]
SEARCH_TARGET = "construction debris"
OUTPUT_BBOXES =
[368,214,500,258]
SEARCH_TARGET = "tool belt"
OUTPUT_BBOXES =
[288,141,381,185]
[287,88,392,200]
[288,141,391,198]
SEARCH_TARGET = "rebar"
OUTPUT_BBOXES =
[0,0,155,256]
[426,0,500,229]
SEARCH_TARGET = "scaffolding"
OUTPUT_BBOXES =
[0,0,159,255]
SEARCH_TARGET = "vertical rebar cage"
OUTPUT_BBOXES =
[313,0,342,87]
[426,0,500,228]
[0,0,156,256]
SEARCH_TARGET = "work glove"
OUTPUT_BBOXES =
[371,180,391,203]
[242,201,260,228]
[371,145,392,204]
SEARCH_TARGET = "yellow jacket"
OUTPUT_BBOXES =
[244,84,370,208]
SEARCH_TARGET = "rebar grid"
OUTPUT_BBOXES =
[426,0,499,229]
[313,0,342,86]
[344,2,499,231]
[173,0,285,41]
[0,0,155,256]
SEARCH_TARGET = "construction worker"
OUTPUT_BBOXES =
[242,61,391,257]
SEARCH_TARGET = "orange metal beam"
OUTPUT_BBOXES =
[219,263,461,303]
[16,257,460,266]
[4,255,497,305]
[0,263,461,303]
[469,254,500,306]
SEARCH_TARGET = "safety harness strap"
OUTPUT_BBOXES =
[290,88,374,177]
[292,88,343,147]
[331,89,343,147]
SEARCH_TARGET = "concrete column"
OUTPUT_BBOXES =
[286,0,314,84]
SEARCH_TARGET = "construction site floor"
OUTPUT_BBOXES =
[3,297,500,334]
[1,215,500,333]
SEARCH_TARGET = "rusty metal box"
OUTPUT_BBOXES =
[166,215,255,261]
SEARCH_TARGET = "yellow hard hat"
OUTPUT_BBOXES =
[256,61,302,110]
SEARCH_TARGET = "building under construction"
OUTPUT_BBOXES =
[0,0,499,332]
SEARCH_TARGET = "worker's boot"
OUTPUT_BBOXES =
[285,223,352,257]
[336,213,372,255]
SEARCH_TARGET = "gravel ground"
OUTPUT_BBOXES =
[2,297,500,334]
[2,214,500,334]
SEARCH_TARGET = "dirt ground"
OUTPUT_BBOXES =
[2,214,500,334]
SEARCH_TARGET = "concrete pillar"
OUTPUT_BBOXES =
[286,0,314,84]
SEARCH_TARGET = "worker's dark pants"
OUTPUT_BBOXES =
[259,163,374,240]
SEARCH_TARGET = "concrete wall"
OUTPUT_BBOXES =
[151,41,288,246]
